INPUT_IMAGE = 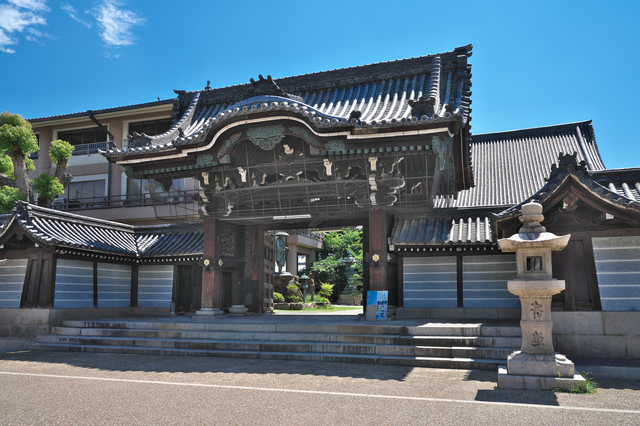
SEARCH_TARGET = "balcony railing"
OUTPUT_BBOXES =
[71,142,108,156]
[51,191,198,212]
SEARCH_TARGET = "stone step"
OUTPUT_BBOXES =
[27,342,505,371]
[396,335,522,348]
[51,327,401,345]
[36,335,518,358]
[50,327,522,348]
[59,320,521,338]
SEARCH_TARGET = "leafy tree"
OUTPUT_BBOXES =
[308,228,363,284]
[0,112,74,212]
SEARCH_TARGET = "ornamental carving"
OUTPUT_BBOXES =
[561,193,579,212]
[216,132,242,160]
[407,96,436,118]
[247,125,285,150]
[197,154,214,165]
[221,223,236,257]
[289,127,323,149]
[241,74,290,100]
[325,140,345,152]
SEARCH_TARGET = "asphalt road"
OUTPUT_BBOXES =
[1,351,639,425]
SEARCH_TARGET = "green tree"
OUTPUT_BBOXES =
[308,228,363,284]
[0,112,73,212]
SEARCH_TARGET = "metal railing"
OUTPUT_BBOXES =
[71,142,108,156]
[51,191,198,212]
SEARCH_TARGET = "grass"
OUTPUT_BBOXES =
[274,305,362,312]
[554,372,598,394]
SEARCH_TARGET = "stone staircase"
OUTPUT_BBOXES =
[30,317,522,371]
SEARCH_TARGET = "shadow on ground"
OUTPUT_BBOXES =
[0,350,423,381]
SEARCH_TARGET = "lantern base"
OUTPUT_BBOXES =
[507,351,576,377]
[498,366,586,391]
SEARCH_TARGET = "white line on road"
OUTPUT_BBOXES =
[1,371,638,415]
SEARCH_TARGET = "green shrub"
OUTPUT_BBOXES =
[273,292,285,303]
[0,186,26,214]
[48,139,74,163]
[318,283,334,299]
[285,284,303,303]
[32,174,64,200]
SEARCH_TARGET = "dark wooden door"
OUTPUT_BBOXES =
[176,265,202,313]
[222,271,233,311]
[552,235,601,311]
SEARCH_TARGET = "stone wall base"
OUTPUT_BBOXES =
[397,309,640,360]
[396,307,520,320]
[0,307,171,339]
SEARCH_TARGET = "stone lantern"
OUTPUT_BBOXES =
[497,201,586,390]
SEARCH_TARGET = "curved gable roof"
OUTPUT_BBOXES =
[103,45,473,159]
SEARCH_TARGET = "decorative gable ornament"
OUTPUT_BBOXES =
[241,74,291,100]
[247,125,285,150]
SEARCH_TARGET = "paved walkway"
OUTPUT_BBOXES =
[0,351,638,425]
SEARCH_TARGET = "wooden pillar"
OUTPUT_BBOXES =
[197,217,224,315]
[232,225,246,307]
[365,209,398,307]
[250,228,267,313]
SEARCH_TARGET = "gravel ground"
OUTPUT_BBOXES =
[1,351,639,425]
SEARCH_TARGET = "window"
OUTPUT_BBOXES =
[125,177,187,205]
[62,180,105,209]
[297,254,307,272]
[58,127,108,155]
[128,119,172,136]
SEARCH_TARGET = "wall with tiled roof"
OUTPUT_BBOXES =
[435,121,604,209]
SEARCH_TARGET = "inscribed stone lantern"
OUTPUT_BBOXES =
[497,201,586,390]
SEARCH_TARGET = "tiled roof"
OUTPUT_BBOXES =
[104,45,473,158]
[0,202,204,259]
[435,120,605,209]
[496,153,640,220]
[136,225,203,257]
[390,215,494,246]
[591,168,640,203]
[28,99,174,123]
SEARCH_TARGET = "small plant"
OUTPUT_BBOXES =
[574,373,598,394]
[273,292,285,303]
[553,372,598,394]
[318,283,334,299]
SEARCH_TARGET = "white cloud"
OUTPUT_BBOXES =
[0,28,15,53]
[0,2,48,53]
[8,0,48,12]
[61,3,91,28]
[0,4,45,31]
[92,0,144,47]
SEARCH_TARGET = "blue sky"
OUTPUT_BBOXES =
[1,0,638,169]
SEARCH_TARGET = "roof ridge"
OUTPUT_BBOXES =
[16,202,135,232]
[28,98,175,122]
[471,120,593,139]
[177,45,473,95]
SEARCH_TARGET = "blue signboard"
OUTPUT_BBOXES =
[366,291,388,320]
